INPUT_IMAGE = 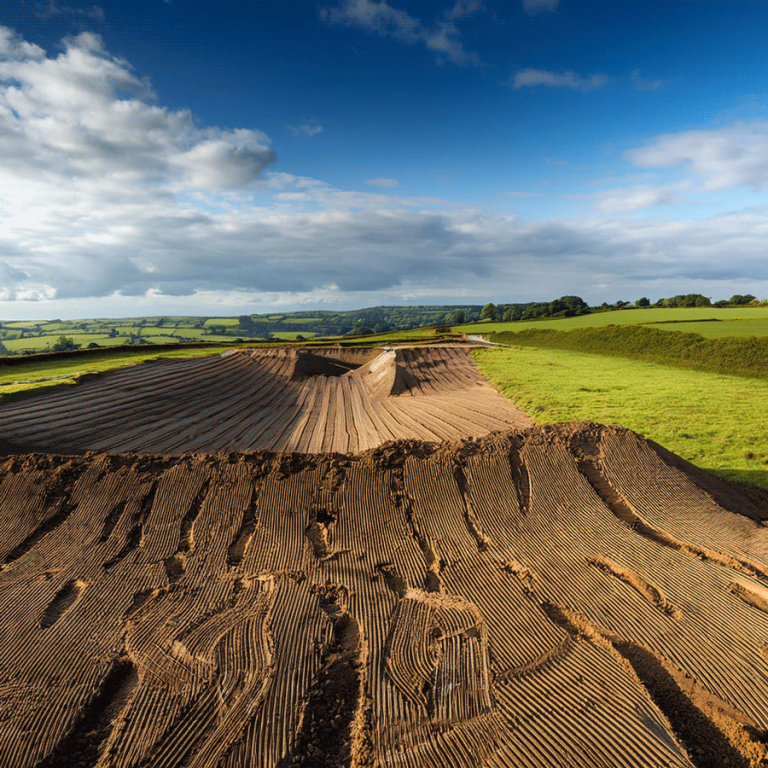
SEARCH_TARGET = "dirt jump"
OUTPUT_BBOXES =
[0,346,766,767]
[0,347,532,454]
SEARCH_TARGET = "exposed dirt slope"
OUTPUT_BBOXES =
[0,422,767,767]
[0,347,531,455]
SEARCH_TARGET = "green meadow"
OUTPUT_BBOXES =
[473,346,768,491]
[458,306,768,335]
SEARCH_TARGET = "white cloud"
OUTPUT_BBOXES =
[320,0,482,66]
[446,0,483,20]
[594,182,691,213]
[630,69,667,92]
[33,1,105,21]
[521,0,559,15]
[627,121,768,192]
[365,178,399,187]
[288,123,323,136]
[592,121,768,212]
[1,26,768,311]
[0,27,45,61]
[0,28,275,192]
[512,68,610,91]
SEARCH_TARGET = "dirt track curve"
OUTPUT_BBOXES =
[0,347,532,455]
[1,346,768,767]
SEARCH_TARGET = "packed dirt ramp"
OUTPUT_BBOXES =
[0,421,767,767]
[0,347,532,455]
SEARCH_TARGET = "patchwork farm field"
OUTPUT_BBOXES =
[0,343,767,767]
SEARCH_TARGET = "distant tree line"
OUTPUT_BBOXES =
[205,305,489,338]
[635,294,764,308]
[1,294,767,358]
[463,293,767,326]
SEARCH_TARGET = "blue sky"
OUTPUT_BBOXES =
[2,0,768,318]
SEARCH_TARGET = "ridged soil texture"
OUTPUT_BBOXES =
[0,421,767,766]
[0,346,532,455]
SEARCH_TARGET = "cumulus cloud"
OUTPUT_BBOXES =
[593,182,691,213]
[512,68,610,91]
[626,121,768,192]
[521,0,558,14]
[365,178,399,187]
[0,28,275,191]
[592,121,768,212]
[446,0,483,20]
[2,26,768,310]
[320,0,482,66]
[288,122,323,136]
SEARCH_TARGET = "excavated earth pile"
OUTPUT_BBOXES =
[0,347,532,455]
[0,422,767,767]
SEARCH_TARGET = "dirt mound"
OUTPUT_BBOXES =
[0,422,767,767]
[0,347,531,455]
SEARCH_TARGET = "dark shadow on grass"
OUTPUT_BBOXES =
[709,468,768,495]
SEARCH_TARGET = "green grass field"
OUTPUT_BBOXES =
[203,318,240,327]
[0,328,243,354]
[458,306,768,335]
[487,325,768,381]
[270,331,316,340]
[473,346,768,491]
[647,317,768,337]
[2,321,40,329]
[0,345,260,401]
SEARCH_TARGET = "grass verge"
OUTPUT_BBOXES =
[489,325,768,380]
[473,346,768,491]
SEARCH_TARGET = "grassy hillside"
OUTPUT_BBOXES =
[0,305,482,355]
[487,325,768,380]
[458,305,768,336]
[473,346,768,491]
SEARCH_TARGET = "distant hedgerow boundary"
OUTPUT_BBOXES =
[489,325,768,380]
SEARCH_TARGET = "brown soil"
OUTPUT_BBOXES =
[0,421,765,766]
[0,347,532,455]
[1,348,767,767]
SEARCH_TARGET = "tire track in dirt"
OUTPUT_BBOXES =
[0,415,767,765]
[570,428,768,582]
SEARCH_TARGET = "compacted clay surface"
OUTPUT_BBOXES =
[0,421,767,767]
[0,347,532,455]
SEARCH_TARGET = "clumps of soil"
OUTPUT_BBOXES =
[287,585,374,768]
[1,421,767,768]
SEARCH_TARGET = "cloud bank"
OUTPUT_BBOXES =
[0,25,767,313]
